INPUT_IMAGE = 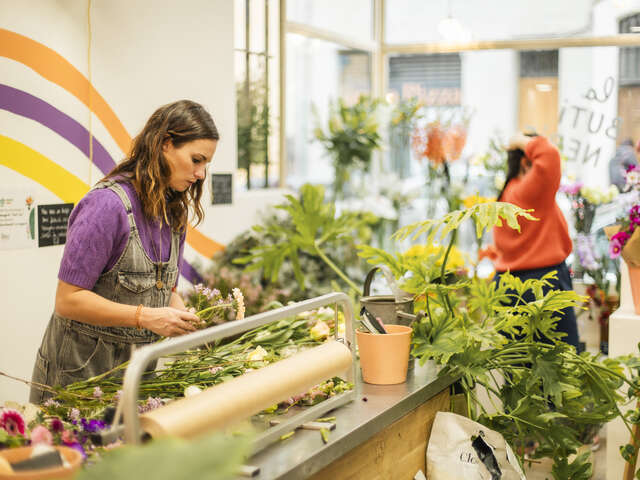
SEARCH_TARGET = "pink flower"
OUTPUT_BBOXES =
[612,231,631,244]
[50,418,64,433]
[69,408,80,422]
[30,425,53,445]
[208,366,223,375]
[610,239,623,258]
[0,409,25,436]
[93,386,103,399]
[61,429,77,445]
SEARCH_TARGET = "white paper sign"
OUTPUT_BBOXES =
[0,188,37,250]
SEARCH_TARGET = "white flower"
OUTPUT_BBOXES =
[279,345,299,358]
[232,288,245,320]
[494,171,506,191]
[184,385,203,397]
[317,307,334,317]
[247,346,268,362]
[310,320,330,341]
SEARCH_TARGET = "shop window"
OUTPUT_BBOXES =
[285,34,371,188]
[235,0,280,190]
[518,50,558,136]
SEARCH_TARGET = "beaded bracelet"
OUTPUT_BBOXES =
[135,304,144,330]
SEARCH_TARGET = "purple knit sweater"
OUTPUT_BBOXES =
[58,181,186,290]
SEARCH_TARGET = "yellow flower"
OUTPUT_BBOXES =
[247,346,268,362]
[403,244,466,269]
[462,194,496,209]
[310,320,330,341]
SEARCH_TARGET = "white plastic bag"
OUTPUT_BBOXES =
[427,412,526,480]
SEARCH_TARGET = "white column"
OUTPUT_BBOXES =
[607,260,638,480]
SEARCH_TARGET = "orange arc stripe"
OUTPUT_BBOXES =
[0,28,226,259]
[0,28,131,155]
[186,225,225,258]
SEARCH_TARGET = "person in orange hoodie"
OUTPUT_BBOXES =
[482,133,579,349]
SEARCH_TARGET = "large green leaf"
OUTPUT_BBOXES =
[76,432,250,480]
[392,202,537,243]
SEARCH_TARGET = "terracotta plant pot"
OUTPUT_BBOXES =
[0,446,82,480]
[628,264,640,315]
[356,324,412,385]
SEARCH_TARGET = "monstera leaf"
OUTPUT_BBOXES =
[392,201,537,243]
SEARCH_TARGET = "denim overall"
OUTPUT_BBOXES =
[30,181,180,403]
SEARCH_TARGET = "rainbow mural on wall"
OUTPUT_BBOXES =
[0,28,225,284]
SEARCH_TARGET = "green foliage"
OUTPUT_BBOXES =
[76,432,250,480]
[237,76,270,189]
[393,201,537,244]
[235,184,369,293]
[550,450,593,480]
[314,95,382,198]
[0,428,27,448]
[356,201,635,478]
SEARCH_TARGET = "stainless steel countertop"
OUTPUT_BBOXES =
[246,360,456,480]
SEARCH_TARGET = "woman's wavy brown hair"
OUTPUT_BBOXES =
[104,100,219,231]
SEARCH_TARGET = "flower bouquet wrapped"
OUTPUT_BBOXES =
[605,204,640,313]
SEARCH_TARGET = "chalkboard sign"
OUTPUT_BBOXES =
[38,203,74,247]
[211,173,233,205]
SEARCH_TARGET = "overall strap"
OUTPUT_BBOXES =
[93,181,136,232]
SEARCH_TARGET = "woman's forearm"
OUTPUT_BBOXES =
[55,280,138,328]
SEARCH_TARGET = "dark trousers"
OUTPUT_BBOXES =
[493,261,580,350]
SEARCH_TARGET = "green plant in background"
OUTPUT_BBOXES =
[237,76,270,190]
[388,97,422,178]
[359,202,640,478]
[314,95,382,200]
[235,184,371,295]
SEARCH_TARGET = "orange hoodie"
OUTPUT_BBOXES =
[491,136,572,272]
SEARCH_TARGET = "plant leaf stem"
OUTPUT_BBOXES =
[313,241,362,294]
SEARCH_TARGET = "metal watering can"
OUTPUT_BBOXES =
[360,265,424,327]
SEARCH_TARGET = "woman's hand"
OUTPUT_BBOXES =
[139,306,199,337]
[507,132,532,152]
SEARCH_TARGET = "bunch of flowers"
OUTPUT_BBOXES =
[185,283,245,328]
[403,243,467,275]
[411,121,467,166]
[609,205,640,259]
[0,405,110,459]
[560,181,619,234]
[624,165,640,192]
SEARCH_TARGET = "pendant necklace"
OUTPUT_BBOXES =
[150,219,164,290]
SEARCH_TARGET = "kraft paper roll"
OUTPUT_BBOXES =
[140,340,352,439]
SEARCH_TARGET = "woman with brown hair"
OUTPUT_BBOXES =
[30,100,219,402]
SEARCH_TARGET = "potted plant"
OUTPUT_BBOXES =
[314,95,382,200]
[359,202,640,478]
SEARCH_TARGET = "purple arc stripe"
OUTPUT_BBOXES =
[0,83,202,285]
[0,84,116,175]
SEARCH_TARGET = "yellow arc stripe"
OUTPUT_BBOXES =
[0,135,89,203]
[0,135,225,257]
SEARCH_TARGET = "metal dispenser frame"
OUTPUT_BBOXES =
[120,292,357,453]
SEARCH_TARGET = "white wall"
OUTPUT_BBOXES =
[461,50,519,155]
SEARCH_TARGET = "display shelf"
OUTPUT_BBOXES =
[245,360,456,480]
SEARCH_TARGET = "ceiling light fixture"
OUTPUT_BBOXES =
[438,0,471,43]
